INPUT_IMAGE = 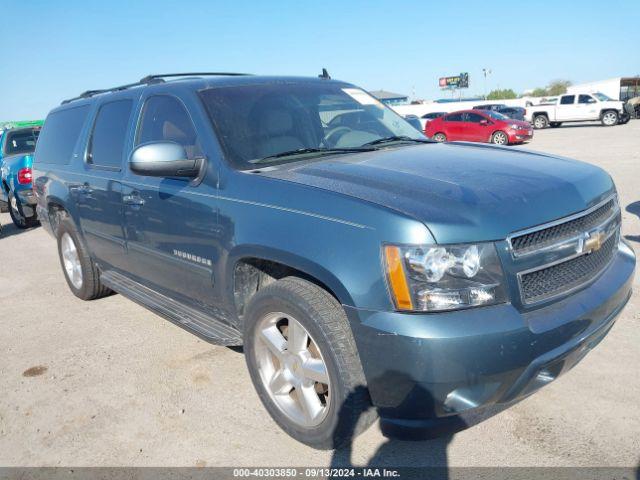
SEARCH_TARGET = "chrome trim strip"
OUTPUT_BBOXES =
[507,194,618,258]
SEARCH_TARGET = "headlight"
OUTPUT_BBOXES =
[383,243,507,312]
[510,123,520,129]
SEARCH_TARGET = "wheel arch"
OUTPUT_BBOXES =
[227,245,355,323]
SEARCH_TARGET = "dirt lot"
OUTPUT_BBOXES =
[0,121,639,468]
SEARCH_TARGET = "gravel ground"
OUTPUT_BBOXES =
[0,121,638,468]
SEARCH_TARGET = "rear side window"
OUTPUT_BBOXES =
[34,105,90,165]
[3,129,39,156]
[136,96,201,159]
[87,99,133,169]
[560,95,575,105]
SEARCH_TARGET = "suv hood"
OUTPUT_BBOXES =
[259,143,614,243]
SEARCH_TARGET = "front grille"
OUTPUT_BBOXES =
[519,232,617,304]
[510,199,616,255]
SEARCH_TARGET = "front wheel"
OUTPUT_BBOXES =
[601,111,618,126]
[8,191,38,229]
[244,277,376,449]
[491,131,509,145]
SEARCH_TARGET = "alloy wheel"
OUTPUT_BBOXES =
[61,232,83,289]
[254,312,331,428]
[493,132,508,145]
[602,112,617,126]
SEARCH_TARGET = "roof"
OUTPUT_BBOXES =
[369,89,408,100]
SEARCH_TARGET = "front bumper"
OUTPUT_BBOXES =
[345,240,635,433]
[508,128,533,142]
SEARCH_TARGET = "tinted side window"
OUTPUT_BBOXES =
[445,113,463,122]
[560,95,575,105]
[578,94,595,104]
[88,100,133,169]
[466,113,486,123]
[137,96,201,159]
[34,106,90,165]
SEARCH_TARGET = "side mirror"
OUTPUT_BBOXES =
[129,142,202,178]
[479,119,489,126]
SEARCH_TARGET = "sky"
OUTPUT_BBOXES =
[1,0,639,120]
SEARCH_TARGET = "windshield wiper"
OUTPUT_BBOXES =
[362,136,432,147]
[250,147,375,164]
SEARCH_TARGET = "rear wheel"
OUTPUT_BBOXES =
[601,110,618,126]
[244,277,375,449]
[8,191,38,229]
[491,131,509,145]
[533,115,548,129]
[56,216,111,300]
[432,132,447,142]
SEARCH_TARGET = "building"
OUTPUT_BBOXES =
[567,77,640,101]
[369,90,409,106]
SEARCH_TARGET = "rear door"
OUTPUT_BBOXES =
[442,112,463,140]
[556,95,578,121]
[75,98,134,271]
[121,93,220,308]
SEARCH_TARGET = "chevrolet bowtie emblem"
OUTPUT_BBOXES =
[583,230,605,253]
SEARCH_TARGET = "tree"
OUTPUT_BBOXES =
[487,88,517,100]
[531,87,548,97]
[547,79,572,96]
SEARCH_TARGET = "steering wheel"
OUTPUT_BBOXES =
[322,126,351,147]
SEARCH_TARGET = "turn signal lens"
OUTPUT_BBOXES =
[383,245,414,310]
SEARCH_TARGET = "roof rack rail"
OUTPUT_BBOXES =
[61,72,251,105]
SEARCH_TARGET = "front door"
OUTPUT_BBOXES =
[463,112,492,142]
[121,94,220,308]
[75,99,134,271]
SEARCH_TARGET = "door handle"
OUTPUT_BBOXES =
[123,193,145,206]
[69,183,93,196]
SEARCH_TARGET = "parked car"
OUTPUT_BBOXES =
[0,125,41,228]
[425,109,533,145]
[33,73,635,449]
[473,104,526,121]
[526,92,630,129]
[403,114,423,132]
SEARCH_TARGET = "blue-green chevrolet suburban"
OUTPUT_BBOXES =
[32,73,635,449]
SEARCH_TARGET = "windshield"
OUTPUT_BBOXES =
[199,82,425,168]
[3,128,40,156]
[484,111,509,121]
[593,92,612,101]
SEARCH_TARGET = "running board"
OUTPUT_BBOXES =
[100,270,243,346]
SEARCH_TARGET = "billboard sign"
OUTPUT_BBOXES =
[439,72,469,89]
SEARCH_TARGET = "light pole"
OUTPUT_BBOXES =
[482,68,492,100]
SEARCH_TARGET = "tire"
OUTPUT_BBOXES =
[601,110,618,126]
[8,191,38,229]
[244,277,376,449]
[432,132,447,142]
[533,114,548,129]
[491,131,509,145]
[550,122,562,128]
[56,215,111,300]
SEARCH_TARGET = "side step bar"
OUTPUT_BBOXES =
[100,270,243,346]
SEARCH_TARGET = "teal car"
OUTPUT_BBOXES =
[0,125,41,228]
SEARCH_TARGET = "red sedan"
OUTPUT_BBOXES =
[425,109,533,145]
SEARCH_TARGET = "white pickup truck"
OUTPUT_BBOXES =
[526,92,629,129]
